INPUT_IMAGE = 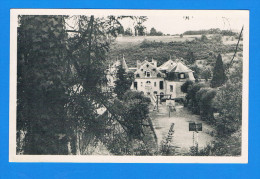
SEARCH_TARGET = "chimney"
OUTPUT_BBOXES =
[152,58,157,67]
[137,60,141,69]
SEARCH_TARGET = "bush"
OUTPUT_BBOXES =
[181,80,194,93]
[113,90,151,139]
[196,88,217,122]
[186,83,207,114]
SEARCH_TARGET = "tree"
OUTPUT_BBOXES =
[17,15,137,155]
[196,88,217,121]
[213,60,242,135]
[17,15,69,154]
[112,91,151,140]
[124,28,133,36]
[114,64,133,99]
[200,67,212,81]
[135,25,146,36]
[200,34,208,42]
[212,34,223,43]
[211,54,226,88]
[186,83,207,114]
[149,27,163,36]
[186,51,196,64]
[133,16,148,36]
[181,80,194,93]
[149,27,157,36]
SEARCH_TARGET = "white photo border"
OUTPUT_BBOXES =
[9,9,249,163]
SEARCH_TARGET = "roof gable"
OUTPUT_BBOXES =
[158,59,177,71]
[135,60,164,78]
[169,61,193,73]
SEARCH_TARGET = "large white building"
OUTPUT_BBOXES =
[107,57,195,99]
[131,58,195,99]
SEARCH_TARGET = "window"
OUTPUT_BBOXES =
[146,81,151,84]
[146,71,151,77]
[136,74,140,78]
[134,82,138,90]
[160,81,164,89]
[157,73,161,78]
[170,85,173,92]
[154,91,158,95]
[179,73,185,79]
[154,82,156,87]
[146,64,149,67]
[141,82,143,87]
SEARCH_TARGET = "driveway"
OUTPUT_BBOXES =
[150,103,215,155]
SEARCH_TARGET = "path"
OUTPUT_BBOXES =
[150,103,215,155]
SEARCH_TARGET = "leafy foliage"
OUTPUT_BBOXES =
[181,80,194,93]
[114,65,133,99]
[17,15,69,154]
[200,67,212,81]
[109,38,242,68]
[211,54,226,88]
[113,91,151,139]
[149,27,163,36]
[17,15,157,155]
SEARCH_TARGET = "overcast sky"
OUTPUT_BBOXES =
[36,9,247,35]
[120,14,245,35]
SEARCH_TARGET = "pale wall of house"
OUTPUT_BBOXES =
[131,78,166,95]
[174,81,186,98]
[165,81,176,98]
[131,78,187,98]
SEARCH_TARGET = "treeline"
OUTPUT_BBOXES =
[183,28,238,36]
[120,27,164,36]
[181,54,242,155]
[182,54,242,135]
[109,37,242,67]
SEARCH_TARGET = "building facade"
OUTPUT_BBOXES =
[107,56,195,99]
[130,58,195,99]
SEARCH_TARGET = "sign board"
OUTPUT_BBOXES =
[196,123,202,131]
[189,122,196,131]
[189,122,202,131]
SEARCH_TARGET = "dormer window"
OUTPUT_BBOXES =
[157,73,161,78]
[179,73,185,79]
[146,64,149,68]
[136,74,140,78]
[146,71,151,77]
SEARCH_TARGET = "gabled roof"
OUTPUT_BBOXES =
[134,60,153,74]
[134,60,165,78]
[121,56,129,72]
[158,59,177,71]
[168,61,193,73]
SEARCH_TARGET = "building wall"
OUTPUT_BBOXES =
[174,81,186,98]
[131,79,187,98]
[165,81,176,98]
[131,78,166,96]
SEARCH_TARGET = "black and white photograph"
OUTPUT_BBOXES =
[9,9,249,163]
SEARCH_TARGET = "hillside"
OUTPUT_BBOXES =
[108,35,243,68]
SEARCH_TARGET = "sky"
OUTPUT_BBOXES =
[27,9,247,35]
[120,13,245,35]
